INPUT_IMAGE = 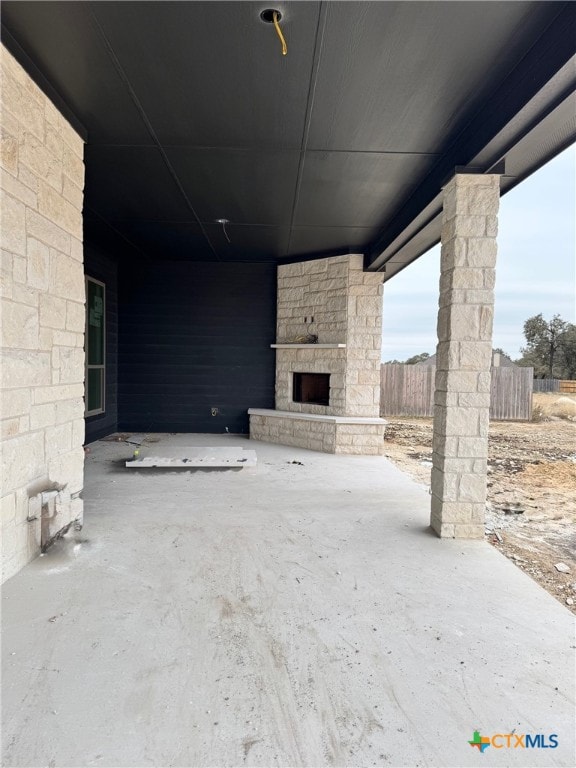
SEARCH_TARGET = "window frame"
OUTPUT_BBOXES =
[85,275,106,417]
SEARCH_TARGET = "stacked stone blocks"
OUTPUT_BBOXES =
[431,174,500,538]
[275,254,383,418]
[1,46,85,581]
[249,412,384,455]
[251,254,386,454]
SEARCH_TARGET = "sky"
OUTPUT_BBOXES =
[381,145,576,362]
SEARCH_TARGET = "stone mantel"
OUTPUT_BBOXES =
[270,343,346,349]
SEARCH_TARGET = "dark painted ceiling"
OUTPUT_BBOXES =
[2,1,575,277]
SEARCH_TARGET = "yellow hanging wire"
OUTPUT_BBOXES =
[273,11,287,56]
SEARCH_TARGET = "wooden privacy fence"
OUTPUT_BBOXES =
[489,366,533,420]
[533,379,560,392]
[380,364,435,417]
[532,379,576,393]
[380,364,533,421]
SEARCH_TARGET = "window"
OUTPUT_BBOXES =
[85,277,105,416]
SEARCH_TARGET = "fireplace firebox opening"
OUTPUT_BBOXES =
[293,372,330,406]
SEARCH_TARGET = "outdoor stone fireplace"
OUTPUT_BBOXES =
[248,254,386,454]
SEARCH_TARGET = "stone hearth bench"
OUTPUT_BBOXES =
[248,409,386,455]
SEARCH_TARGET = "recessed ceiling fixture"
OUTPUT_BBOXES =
[260,9,287,56]
[215,218,231,243]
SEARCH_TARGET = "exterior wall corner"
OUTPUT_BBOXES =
[1,44,86,582]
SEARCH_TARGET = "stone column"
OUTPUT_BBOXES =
[431,173,500,538]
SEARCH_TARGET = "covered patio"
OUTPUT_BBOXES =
[1,3,576,764]
[2,0,575,577]
[2,435,574,767]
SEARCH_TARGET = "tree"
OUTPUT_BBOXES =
[558,324,576,379]
[517,314,575,378]
[383,352,432,365]
[405,352,431,365]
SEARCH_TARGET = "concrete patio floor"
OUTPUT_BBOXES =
[2,434,574,768]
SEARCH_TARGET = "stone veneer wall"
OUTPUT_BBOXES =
[276,254,383,417]
[1,46,85,582]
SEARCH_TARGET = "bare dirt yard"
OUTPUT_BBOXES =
[383,393,576,614]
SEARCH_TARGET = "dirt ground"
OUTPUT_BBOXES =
[382,393,576,614]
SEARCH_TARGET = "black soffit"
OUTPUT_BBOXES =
[2,1,575,277]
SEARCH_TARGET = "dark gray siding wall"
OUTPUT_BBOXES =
[118,262,276,433]
[84,246,119,443]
